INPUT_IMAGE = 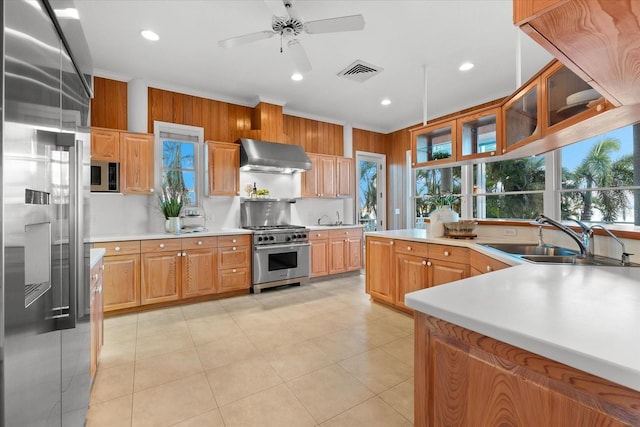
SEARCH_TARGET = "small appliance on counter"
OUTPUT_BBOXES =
[180,206,206,233]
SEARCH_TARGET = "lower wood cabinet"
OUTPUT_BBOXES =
[329,228,363,274]
[309,230,329,277]
[98,234,251,313]
[90,257,104,378]
[469,250,510,276]
[365,236,396,304]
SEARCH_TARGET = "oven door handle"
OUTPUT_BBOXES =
[254,242,310,251]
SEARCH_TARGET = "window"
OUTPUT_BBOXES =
[413,165,461,227]
[472,155,545,220]
[559,124,640,224]
[154,122,204,206]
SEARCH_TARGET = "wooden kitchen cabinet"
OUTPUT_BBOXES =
[140,239,182,304]
[502,77,541,153]
[415,312,640,427]
[329,228,362,274]
[394,241,430,311]
[411,120,457,167]
[428,244,469,286]
[217,235,250,292]
[469,250,510,276]
[100,240,141,312]
[365,236,395,304]
[302,153,353,198]
[515,0,640,107]
[181,236,218,298]
[207,141,240,196]
[336,157,354,197]
[457,107,501,160]
[91,127,120,161]
[89,257,104,378]
[120,132,155,194]
[309,230,329,278]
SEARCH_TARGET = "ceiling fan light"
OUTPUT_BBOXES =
[140,29,159,41]
[459,62,474,71]
[291,73,303,81]
[381,98,391,106]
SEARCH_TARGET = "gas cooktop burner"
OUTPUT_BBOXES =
[243,225,307,231]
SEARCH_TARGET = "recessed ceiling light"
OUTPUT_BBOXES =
[140,29,159,41]
[459,62,474,71]
[54,7,79,19]
[291,73,303,81]
[381,98,391,106]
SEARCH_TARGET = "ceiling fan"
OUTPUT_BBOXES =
[218,0,365,73]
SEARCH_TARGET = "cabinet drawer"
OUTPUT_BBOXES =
[429,244,469,264]
[99,240,140,256]
[182,236,218,250]
[309,230,329,240]
[140,239,182,253]
[218,267,250,292]
[218,234,250,247]
[394,240,429,257]
[470,250,511,274]
[219,245,250,268]
[329,228,363,239]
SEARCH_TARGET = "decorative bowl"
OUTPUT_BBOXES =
[443,220,477,236]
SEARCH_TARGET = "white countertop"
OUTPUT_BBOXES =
[89,248,105,268]
[383,228,640,392]
[90,228,251,243]
[307,224,364,231]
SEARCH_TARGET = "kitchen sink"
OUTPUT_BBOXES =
[481,243,578,257]
[317,223,346,227]
[520,255,577,264]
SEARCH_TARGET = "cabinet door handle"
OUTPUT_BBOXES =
[198,240,203,245]
[232,239,237,243]
[159,243,165,249]
[422,260,426,266]
[149,188,155,193]
[486,265,493,272]
[182,252,187,257]
[101,265,105,271]
[390,241,394,245]
[232,246,237,251]
[407,246,411,251]
[177,252,181,257]
[114,246,121,252]
[232,269,237,273]
[443,251,450,257]
[93,274,99,281]
[427,261,432,266]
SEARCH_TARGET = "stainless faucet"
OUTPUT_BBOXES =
[317,214,330,225]
[588,224,633,265]
[535,214,587,255]
[335,211,341,225]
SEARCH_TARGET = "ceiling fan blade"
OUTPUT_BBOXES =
[288,39,312,73]
[304,14,365,34]
[218,30,275,48]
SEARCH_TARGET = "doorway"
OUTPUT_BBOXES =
[355,151,386,231]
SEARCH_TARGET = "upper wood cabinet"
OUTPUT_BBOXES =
[411,120,457,167]
[207,141,240,196]
[120,132,155,194]
[91,128,120,161]
[457,107,502,160]
[515,0,640,106]
[302,153,353,198]
[502,77,542,153]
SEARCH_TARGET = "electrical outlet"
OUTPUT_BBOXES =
[503,228,517,237]
[394,208,400,215]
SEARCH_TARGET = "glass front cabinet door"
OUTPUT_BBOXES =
[457,107,501,160]
[502,78,541,153]
[411,120,457,167]
[542,61,607,134]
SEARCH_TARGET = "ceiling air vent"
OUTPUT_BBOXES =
[337,60,383,83]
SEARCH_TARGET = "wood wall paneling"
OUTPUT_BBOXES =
[91,77,128,130]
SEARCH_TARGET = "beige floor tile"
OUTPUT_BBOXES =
[172,408,225,427]
[244,324,305,352]
[136,318,189,338]
[264,340,335,380]
[135,330,194,360]
[181,299,227,321]
[287,365,374,423]
[379,378,414,424]
[219,383,316,427]
[320,396,412,427]
[134,348,204,391]
[104,312,138,327]
[218,295,265,314]
[187,314,244,345]
[90,362,134,403]
[86,394,133,427]
[131,373,216,427]
[103,322,137,346]
[309,329,373,361]
[196,334,259,370]
[230,309,286,331]
[339,348,413,394]
[380,335,415,369]
[98,339,136,369]
[380,311,415,333]
[351,318,411,347]
[205,356,283,406]
[136,306,184,323]
[289,314,344,341]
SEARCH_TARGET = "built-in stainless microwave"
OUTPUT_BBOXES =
[90,160,119,192]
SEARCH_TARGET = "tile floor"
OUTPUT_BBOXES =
[87,273,415,427]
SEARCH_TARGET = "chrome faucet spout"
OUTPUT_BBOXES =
[535,214,587,256]
[317,214,330,225]
[588,225,631,265]
[336,211,341,225]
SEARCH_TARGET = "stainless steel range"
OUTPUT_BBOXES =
[241,200,311,293]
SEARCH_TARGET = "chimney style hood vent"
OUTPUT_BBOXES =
[239,138,312,174]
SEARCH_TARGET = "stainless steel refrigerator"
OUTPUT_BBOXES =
[2,0,93,425]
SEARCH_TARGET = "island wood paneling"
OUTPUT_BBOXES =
[91,77,128,130]
[284,115,343,155]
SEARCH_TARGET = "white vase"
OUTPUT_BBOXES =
[165,217,182,234]
[429,206,459,237]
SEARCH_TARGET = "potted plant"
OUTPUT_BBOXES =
[159,176,190,233]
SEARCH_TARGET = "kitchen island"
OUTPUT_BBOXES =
[365,230,640,426]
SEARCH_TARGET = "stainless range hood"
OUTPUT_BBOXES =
[239,138,312,174]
